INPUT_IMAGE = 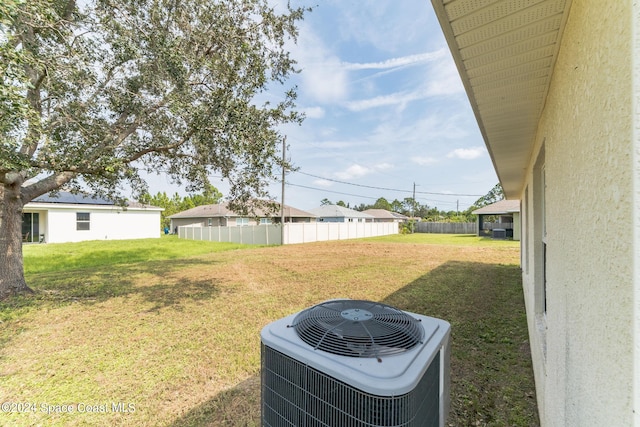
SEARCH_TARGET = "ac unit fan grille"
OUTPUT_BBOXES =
[291,300,424,358]
[261,344,441,427]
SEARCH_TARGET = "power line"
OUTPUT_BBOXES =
[286,183,380,201]
[286,183,475,210]
[294,170,483,197]
[295,171,412,194]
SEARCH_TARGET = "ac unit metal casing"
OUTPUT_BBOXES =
[261,299,451,427]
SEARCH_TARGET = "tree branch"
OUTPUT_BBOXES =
[126,128,196,163]
[20,171,76,202]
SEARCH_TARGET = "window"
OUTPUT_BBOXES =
[533,146,546,316]
[260,218,272,225]
[541,165,547,314]
[21,212,40,243]
[532,144,547,359]
[76,212,90,231]
[207,218,213,226]
[523,187,529,274]
[236,218,249,226]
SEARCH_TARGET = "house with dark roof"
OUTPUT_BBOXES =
[361,209,409,223]
[23,192,163,243]
[307,205,374,223]
[168,202,316,231]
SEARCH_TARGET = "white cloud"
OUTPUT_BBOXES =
[346,91,421,112]
[375,162,393,170]
[302,106,325,119]
[334,163,393,179]
[424,55,466,96]
[344,54,466,112]
[343,49,447,71]
[336,164,371,179]
[328,1,434,53]
[447,147,486,160]
[411,156,438,166]
[313,179,332,187]
[302,59,349,104]
[291,24,349,104]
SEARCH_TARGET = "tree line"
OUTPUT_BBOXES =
[139,185,223,229]
[143,182,504,230]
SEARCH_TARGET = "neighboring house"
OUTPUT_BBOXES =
[432,0,639,425]
[168,202,316,230]
[472,200,521,240]
[307,205,374,223]
[23,192,163,243]
[362,209,408,223]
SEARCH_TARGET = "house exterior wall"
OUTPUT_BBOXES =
[317,217,344,223]
[513,212,521,242]
[521,1,635,425]
[317,217,371,223]
[633,1,640,424]
[170,217,229,229]
[26,205,161,243]
[289,217,314,223]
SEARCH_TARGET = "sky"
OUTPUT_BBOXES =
[148,0,498,212]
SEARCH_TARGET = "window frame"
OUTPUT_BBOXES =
[76,212,91,231]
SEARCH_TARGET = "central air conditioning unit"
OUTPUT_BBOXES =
[261,299,451,427]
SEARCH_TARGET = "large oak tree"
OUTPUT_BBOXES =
[0,0,306,298]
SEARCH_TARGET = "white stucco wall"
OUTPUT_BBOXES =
[521,1,634,425]
[513,212,521,241]
[632,1,640,424]
[26,204,162,243]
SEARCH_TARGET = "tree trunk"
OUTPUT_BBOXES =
[0,183,33,299]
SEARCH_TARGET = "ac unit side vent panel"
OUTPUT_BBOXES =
[261,344,441,427]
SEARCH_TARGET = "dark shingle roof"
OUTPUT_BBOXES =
[168,202,316,219]
[33,192,113,205]
[30,191,161,210]
[307,205,374,219]
[362,209,408,220]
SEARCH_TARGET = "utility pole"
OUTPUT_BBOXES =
[280,137,286,245]
[411,182,416,233]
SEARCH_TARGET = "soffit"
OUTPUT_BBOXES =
[431,0,572,198]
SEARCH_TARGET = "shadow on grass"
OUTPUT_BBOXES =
[0,258,221,322]
[167,375,261,427]
[382,261,538,427]
[167,261,538,427]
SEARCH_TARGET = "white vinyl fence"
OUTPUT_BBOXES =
[178,222,399,245]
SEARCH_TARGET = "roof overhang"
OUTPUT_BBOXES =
[472,199,521,215]
[431,0,573,198]
[25,202,163,212]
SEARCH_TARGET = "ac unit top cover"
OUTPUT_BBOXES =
[261,299,450,396]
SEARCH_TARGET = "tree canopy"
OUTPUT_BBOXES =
[0,0,308,298]
[140,184,223,229]
[472,183,505,208]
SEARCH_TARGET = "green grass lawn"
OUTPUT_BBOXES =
[366,233,519,246]
[22,235,251,275]
[0,234,536,426]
